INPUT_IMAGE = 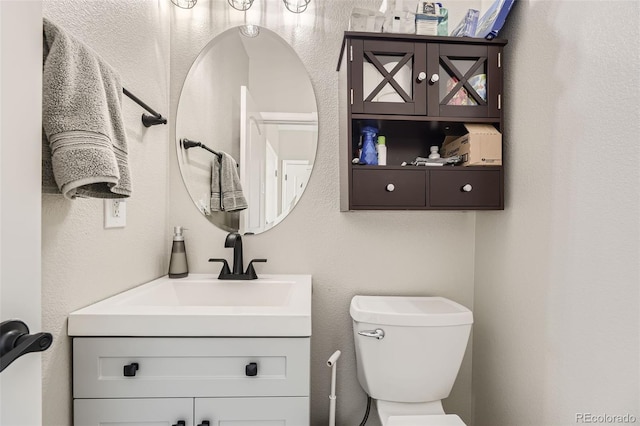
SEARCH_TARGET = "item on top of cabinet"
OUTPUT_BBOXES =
[377,136,387,166]
[437,7,448,35]
[450,8,479,37]
[415,2,442,36]
[359,126,379,165]
[475,0,515,40]
[415,13,439,35]
[169,226,189,278]
[382,10,416,34]
[349,8,385,32]
[441,124,502,166]
[417,1,439,14]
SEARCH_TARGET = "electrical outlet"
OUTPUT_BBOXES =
[104,199,126,228]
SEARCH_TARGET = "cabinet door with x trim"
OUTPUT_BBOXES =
[430,43,502,119]
[350,39,427,115]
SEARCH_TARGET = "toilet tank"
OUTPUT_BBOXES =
[350,296,472,403]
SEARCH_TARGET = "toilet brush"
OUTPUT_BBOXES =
[326,350,342,426]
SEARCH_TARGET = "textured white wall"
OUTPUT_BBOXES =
[170,1,481,425]
[473,1,640,425]
[41,1,170,425]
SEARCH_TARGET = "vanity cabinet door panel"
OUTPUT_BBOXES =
[74,398,193,426]
[73,337,310,398]
[195,397,309,426]
[352,168,426,208]
[429,168,502,208]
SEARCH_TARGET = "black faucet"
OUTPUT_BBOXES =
[225,232,244,275]
[209,232,267,280]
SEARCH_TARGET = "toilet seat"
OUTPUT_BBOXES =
[387,414,466,426]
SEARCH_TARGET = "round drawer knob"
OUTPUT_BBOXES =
[417,71,427,82]
[461,184,473,192]
[386,184,395,192]
[429,73,439,84]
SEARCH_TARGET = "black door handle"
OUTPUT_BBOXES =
[0,320,52,373]
[172,421,186,426]
[123,362,139,377]
[198,421,210,426]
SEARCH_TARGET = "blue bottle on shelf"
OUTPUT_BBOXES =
[359,126,378,165]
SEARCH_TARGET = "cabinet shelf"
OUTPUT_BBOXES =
[338,31,507,211]
[351,113,501,124]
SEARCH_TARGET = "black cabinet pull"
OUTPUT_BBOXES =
[198,421,210,426]
[172,421,186,426]
[245,362,258,376]
[123,362,139,377]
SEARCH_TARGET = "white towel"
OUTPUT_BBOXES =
[210,153,247,212]
[42,18,131,199]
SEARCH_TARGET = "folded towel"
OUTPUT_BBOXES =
[42,18,131,199]
[210,152,247,212]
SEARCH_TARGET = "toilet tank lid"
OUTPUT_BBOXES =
[350,296,473,327]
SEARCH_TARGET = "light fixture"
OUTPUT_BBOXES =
[282,0,310,13]
[228,0,311,13]
[171,0,197,9]
[228,0,254,11]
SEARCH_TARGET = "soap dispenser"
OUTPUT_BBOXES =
[168,226,188,278]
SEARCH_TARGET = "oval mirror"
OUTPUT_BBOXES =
[176,26,318,234]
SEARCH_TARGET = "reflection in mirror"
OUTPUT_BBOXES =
[176,26,318,235]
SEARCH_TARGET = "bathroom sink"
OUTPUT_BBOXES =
[67,274,311,337]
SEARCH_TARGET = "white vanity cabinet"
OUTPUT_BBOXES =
[72,337,310,425]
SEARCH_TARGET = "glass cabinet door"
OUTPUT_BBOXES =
[428,44,502,118]
[350,39,427,115]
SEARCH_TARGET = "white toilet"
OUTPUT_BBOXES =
[350,295,473,426]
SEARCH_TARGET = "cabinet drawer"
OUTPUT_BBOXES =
[74,398,193,426]
[196,396,309,425]
[352,169,426,208]
[73,337,310,398]
[429,169,502,208]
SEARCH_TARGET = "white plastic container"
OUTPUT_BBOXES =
[377,136,387,166]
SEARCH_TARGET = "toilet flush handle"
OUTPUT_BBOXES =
[358,328,385,340]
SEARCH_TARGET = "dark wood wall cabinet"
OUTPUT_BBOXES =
[338,32,508,211]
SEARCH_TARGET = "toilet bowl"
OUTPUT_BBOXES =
[350,295,473,426]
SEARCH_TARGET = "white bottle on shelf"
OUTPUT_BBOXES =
[377,136,387,166]
[428,145,440,159]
